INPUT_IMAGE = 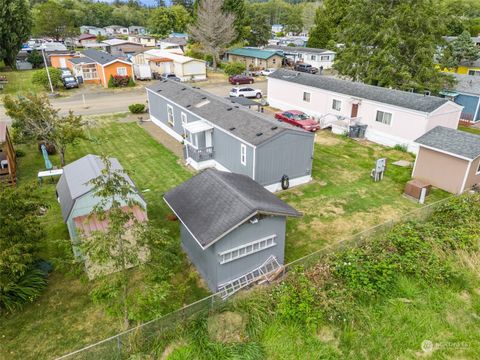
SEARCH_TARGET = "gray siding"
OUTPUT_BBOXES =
[255,131,314,186]
[213,216,286,289]
[180,223,218,290]
[148,90,198,136]
[213,129,254,177]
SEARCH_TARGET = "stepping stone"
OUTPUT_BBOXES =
[392,160,412,167]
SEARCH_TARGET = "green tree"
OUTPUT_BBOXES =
[32,0,77,41]
[283,5,303,35]
[170,5,192,33]
[27,50,44,69]
[0,0,32,69]
[223,62,246,76]
[4,94,86,166]
[245,8,271,47]
[307,7,333,48]
[148,6,173,37]
[445,30,480,67]
[81,156,149,329]
[332,0,453,93]
[223,0,248,42]
[0,186,46,312]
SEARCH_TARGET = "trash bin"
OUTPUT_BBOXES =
[77,75,83,84]
[357,124,368,138]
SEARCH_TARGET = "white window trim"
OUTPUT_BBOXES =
[476,161,480,175]
[218,235,277,264]
[320,55,330,61]
[375,110,393,126]
[181,112,187,126]
[332,99,342,111]
[116,67,127,76]
[303,91,311,103]
[167,104,175,126]
[240,143,247,166]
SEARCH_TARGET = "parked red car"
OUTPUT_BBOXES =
[228,75,254,85]
[274,110,320,132]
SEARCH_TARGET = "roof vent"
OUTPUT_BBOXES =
[229,127,236,131]
[157,89,162,92]
[186,104,191,108]
[227,107,233,111]
[201,96,207,100]
[256,132,263,137]
[234,106,239,108]
[424,90,431,96]
[181,87,186,90]
[271,126,278,130]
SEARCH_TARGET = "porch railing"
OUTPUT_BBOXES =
[185,145,214,162]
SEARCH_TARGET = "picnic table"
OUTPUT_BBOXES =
[38,169,63,184]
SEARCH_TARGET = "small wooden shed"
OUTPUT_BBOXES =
[0,122,17,186]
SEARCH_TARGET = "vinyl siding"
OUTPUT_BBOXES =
[455,94,480,122]
[465,156,480,190]
[255,131,314,186]
[147,90,187,136]
[212,129,254,178]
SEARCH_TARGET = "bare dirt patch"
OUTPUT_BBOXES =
[315,132,345,146]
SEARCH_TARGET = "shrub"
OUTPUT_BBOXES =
[127,76,135,87]
[0,268,47,312]
[108,74,116,88]
[128,103,145,114]
[224,62,246,76]
[108,75,133,88]
[26,50,43,69]
[32,67,63,90]
[15,149,25,158]
[393,144,408,152]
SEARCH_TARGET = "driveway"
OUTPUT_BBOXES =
[197,79,268,98]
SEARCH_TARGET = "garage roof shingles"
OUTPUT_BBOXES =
[269,69,450,113]
[164,169,301,248]
[415,126,480,160]
[147,80,309,146]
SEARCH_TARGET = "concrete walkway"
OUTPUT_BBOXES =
[140,121,184,158]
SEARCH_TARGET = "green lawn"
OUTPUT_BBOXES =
[0,69,44,95]
[459,125,480,136]
[0,120,449,359]
[280,132,448,260]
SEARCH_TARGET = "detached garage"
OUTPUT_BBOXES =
[412,126,480,194]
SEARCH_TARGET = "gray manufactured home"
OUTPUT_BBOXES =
[146,80,315,192]
[164,169,301,296]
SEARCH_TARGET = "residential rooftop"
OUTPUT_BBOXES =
[449,74,480,96]
[415,126,480,160]
[81,49,120,65]
[147,80,308,146]
[269,69,450,113]
[226,48,284,60]
[265,45,335,54]
[164,169,301,248]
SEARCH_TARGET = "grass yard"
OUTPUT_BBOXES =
[0,69,44,95]
[459,125,480,136]
[280,132,448,260]
[0,118,449,359]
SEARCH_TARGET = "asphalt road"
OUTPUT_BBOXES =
[0,79,269,123]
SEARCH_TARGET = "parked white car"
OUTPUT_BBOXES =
[260,68,276,76]
[229,87,263,99]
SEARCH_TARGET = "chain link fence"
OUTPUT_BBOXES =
[56,196,453,360]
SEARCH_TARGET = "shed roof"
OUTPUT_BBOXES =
[164,169,301,248]
[415,126,480,160]
[56,154,136,221]
[269,69,450,113]
[147,80,309,146]
[226,48,284,60]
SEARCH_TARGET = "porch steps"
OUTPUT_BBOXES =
[217,256,282,299]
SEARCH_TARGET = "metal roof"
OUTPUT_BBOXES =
[265,45,335,55]
[56,155,136,221]
[147,80,310,146]
[415,126,480,160]
[164,169,301,248]
[226,48,284,60]
[269,69,451,113]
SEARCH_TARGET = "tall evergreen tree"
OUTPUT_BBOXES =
[0,0,31,69]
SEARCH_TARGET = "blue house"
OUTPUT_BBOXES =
[441,74,480,123]
[164,169,301,296]
[146,80,315,192]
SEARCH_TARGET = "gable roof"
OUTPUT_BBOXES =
[144,49,202,64]
[81,49,124,65]
[415,126,480,160]
[69,57,95,65]
[226,48,284,60]
[160,37,187,46]
[269,69,450,113]
[56,154,137,221]
[79,33,97,41]
[265,45,335,55]
[102,39,142,47]
[147,80,310,146]
[164,169,300,249]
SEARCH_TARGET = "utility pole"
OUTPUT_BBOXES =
[41,47,55,94]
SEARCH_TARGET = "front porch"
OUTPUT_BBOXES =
[182,120,215,168]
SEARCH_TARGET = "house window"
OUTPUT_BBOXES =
[117,67,127,76]
[167,104,174,126]
[320,55,330,61]
[272,58,276,64]
[477,162,480,175]
[468,70,480,76]
[303,92,311,103]
[240,144,247,166]
[298,53,303,59]
[375,110,392,125]
[332,99,342,111]
[310,55,316,61]
[82,64,98,79]
[218,235,277,264]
